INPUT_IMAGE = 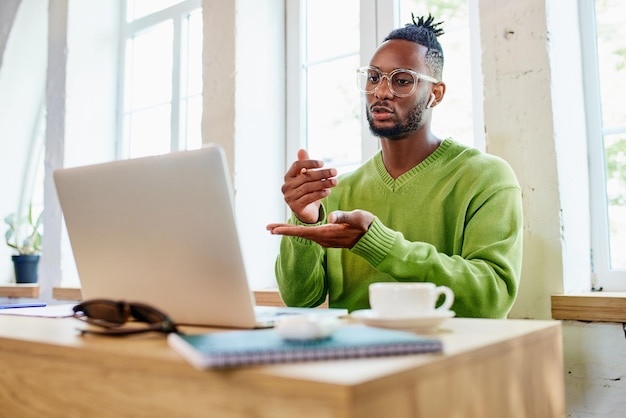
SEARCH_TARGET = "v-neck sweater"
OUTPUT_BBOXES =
[275,139,523,318]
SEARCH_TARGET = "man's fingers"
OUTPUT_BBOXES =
[266,224,308,236]
[328,211,346,224]
[292,149,333,177]
[266,222,364,249]
[266,223,288,232]
[329,210,374,232]
[297,148,312,173]
[297,149,310,161]
[288,157,326,178]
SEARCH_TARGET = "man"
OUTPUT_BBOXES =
[267,14,523,318]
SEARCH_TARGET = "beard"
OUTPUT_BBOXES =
[366,93,429,139]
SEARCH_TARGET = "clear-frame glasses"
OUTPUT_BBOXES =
[356,66,439,98]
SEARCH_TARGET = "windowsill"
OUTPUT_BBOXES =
[0,286,293,308]
[1,287,623,320]
[0,286,329,310]
[50,287,329,308]
[551,292,626,322]
[53,287,81,301]
[0,284,39,298]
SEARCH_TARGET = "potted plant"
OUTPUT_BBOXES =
[4,205,43,284]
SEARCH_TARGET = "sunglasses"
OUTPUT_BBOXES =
[72,299,179,336]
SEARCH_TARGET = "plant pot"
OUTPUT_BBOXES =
[12,255,40,284]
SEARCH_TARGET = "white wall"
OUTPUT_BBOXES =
[234,0,285,289]
[65,0,118,168]
[563,321,626,417]
[479,0,590,320]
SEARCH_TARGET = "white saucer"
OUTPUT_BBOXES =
[350,309,455,332]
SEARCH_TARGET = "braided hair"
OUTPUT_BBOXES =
[383,13,445,80]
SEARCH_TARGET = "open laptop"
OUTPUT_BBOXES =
[53,144,347,328]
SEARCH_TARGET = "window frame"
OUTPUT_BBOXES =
[580,0,626,291]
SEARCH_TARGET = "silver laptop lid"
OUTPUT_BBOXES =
[54,145,260,328]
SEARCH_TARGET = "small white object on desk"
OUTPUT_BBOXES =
[275,314,341,341]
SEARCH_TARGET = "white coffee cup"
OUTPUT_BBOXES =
[369,282,454,318]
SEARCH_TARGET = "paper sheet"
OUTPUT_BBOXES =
[0,303,76,318]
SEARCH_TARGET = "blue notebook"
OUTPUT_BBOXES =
[168,325,443,369]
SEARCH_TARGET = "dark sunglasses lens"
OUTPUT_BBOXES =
[74,300,127,324]
[129,304,177,332]
[129,304,168,324]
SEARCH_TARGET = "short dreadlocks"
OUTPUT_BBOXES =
[383,13,445,81]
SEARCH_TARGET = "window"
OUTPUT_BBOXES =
[288,0,480,177]
[583,0,626,290]
[294,0,362,174]
[60,0,202,287]
[121,0,202,159]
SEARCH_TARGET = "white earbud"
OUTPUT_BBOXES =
[426,93,436,109]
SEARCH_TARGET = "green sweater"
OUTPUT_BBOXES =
[275,139,523,318]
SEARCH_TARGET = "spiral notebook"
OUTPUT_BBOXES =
[168,325,443,369]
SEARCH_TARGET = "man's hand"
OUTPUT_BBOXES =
[282,149,338,224]
[267,210,375,248]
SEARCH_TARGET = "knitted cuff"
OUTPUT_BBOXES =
[350,217,396,267]
[287,205,327,245]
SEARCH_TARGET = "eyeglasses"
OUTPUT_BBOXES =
[72,299,179,336]
[356,66,439,98]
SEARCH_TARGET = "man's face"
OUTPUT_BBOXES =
[365,40,432,140]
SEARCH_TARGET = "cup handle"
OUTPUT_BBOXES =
[435,286,454,311]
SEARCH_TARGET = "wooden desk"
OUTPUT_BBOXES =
[0,315,564,418]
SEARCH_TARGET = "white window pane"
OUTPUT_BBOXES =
[126,21,173,110]
[399,0,474,146]
[596,0,626,270]
[303,0,360,171]
[127,0,183,21]
[305,0,360,63]
[183,10,203,97]
[595,0,626,130]
[604,132,626,269]
[181,95,202,150]
[306,55,361,170]
[127,105,172,158]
